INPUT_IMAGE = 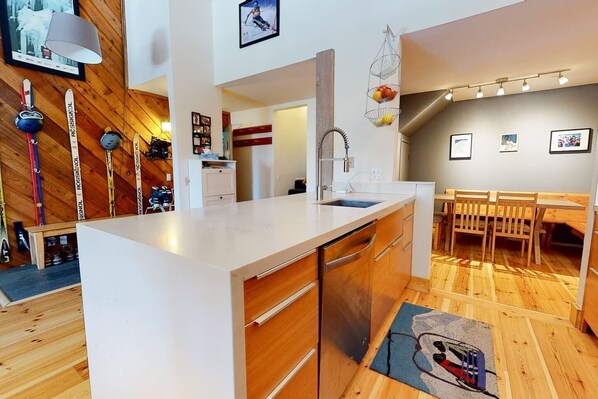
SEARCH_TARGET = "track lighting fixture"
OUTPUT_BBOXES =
[444,69,570,100]
[496,83,505,96]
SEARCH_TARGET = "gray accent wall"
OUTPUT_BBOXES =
[409,84,598,194]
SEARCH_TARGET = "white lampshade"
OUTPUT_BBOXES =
[45,12,102,64]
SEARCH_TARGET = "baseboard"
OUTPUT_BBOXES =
[407,276,430,293]
[569,302,583,329]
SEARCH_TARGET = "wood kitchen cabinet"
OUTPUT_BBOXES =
[188,159,236,208]
[244,250,319,399]
[582,212,598,333]
[371,201,414,338]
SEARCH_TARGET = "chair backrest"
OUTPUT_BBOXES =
[453,190,491,234]
[493,192,538,238]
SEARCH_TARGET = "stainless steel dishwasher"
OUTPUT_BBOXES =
[319,222,376,399]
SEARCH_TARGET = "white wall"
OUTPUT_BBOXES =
[231,107,272,201]
[273,106,307,196]
[167,0,223,210]
[212,0,522,184]
[409,84,598,193]
[124,0,170,88]
[231,99,316,200]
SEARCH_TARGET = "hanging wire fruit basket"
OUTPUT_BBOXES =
[364,26,401,127]
[367,83,400,103]
[364,107,401,127]
[369,29,401,79]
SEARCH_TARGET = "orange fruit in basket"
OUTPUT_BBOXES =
[382,87,392,98]
[387,90,397,100]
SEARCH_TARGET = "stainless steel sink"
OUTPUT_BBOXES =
[318,199,381,208]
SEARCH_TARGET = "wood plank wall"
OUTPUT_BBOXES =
[0,0,172,268]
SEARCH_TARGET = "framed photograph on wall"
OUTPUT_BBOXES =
[0,0,86,80]
[549,128,592,154]
[500,133,518,152]
[239,0,279,48]
[449,133,472,160]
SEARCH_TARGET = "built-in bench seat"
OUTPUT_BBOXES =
[538,192,588,242]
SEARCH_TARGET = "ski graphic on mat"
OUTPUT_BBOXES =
[133,133,143,215]
[65,89,85,220]
[16,79,46,225]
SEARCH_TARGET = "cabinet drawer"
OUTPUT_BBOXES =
[403,211,414,247]
[266,348,318,399]
[244,250,318,324]
[202,168,235,196]
[245,282,319,399]
[371,249,394,339]
[404,201,414,217]
[583,265,598,332]
[203,194,235,207]
[374,208,404,257]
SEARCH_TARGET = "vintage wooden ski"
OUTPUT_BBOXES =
[20,79,46,225]
[106,150,116,217]
[0,152,10,263]
[65,89,85,220]
[133,132,143,215]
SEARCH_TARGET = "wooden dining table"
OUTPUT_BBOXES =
[434,193,586,265]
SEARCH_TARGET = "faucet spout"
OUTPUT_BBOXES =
[317,127,351,201]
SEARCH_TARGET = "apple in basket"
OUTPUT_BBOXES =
[373,85,397,103]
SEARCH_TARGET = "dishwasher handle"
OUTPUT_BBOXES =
[324,234,376,273]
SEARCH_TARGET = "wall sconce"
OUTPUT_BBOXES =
[45,12,102,64]
[444,69,570,101]
[161,121,172,133]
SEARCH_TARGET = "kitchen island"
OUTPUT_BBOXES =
[77,184,433,398]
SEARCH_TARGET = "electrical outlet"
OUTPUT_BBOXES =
[166,173,172,182]
[370,168,382,180]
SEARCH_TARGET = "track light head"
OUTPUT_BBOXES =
[444,89,453,101]
[558,72,569,85]
[476,87,484,99]
[496,83,505,96]
[522,80,530,92]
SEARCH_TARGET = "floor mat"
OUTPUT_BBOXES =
[370,302,499,399]
[0,260,80,307]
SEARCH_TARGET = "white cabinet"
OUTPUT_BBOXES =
[188,159,236,208]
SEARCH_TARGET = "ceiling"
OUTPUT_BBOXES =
[401,0,598,101]
[139,0,598,110]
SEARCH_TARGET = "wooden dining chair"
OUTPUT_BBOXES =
[490,192,538,268]
[451,190,491,261]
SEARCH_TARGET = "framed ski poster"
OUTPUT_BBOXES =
[0,0,86,80]
[239,0,279,48]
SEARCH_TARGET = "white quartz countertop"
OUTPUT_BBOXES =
[78,192,414,280]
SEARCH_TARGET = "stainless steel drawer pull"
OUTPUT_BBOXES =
[325,234,376,272]
[390,235,404,247]
[591,268,598,277]
[253,282,316,326]
[256,249,316,280]
[265,348,316,399]
[374,246,391,262]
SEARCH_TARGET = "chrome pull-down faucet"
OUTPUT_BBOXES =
[316,127,351,201]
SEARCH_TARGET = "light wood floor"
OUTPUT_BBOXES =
[1,240,597,398]
[345,239,598,399]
